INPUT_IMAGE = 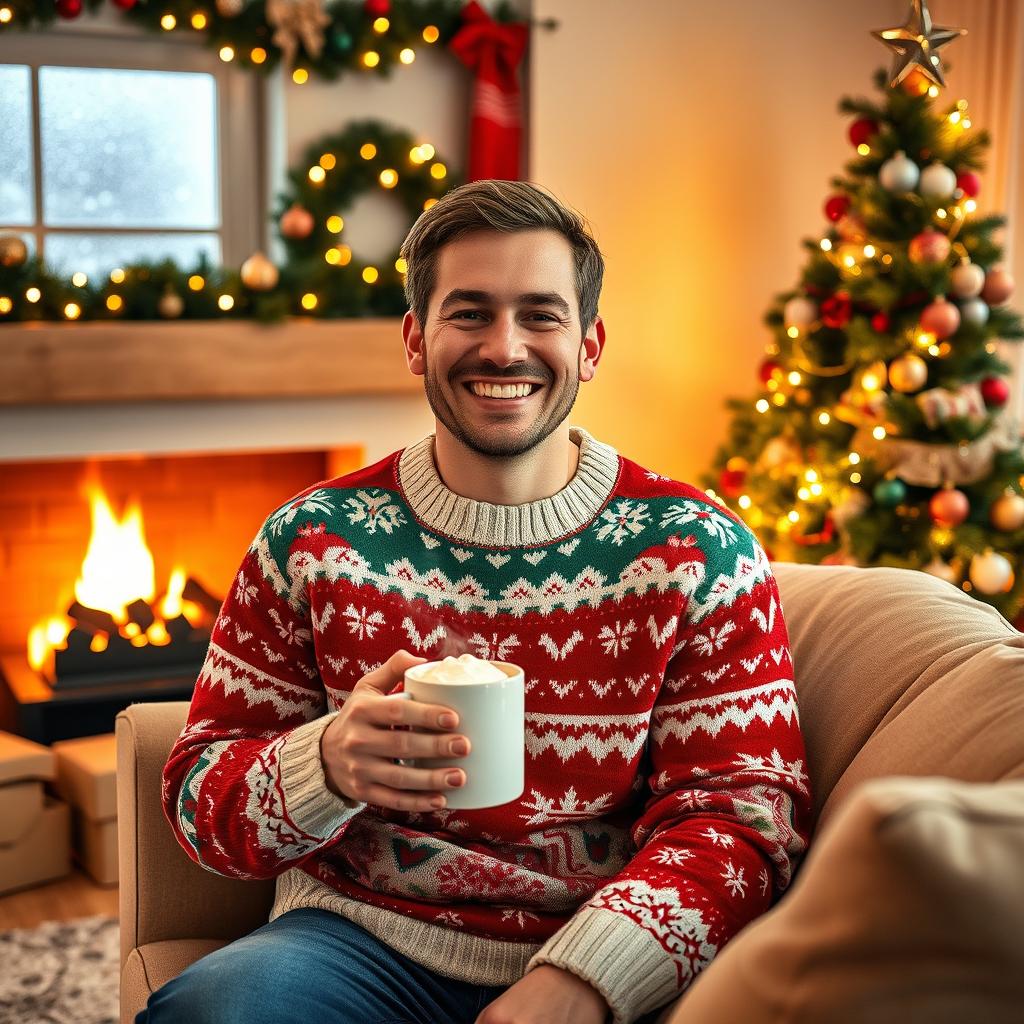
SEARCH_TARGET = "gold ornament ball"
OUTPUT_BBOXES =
[923,556,959,585]
[0,235,28,268]
[969,550,1014,595]
[158,287,184,319]
[240,250,280,291]
[888,353,928,393]
[990,492,1024,532]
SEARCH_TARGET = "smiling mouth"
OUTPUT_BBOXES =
[462,382,544,405]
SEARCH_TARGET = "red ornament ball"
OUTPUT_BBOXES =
[908,229,951,265]
[930,488,970,528]
[821,291,853,329]
[111,0,138,8]
[848,118,879,149]
[718,457,749,499]
[364,0,391,15]
[919,298,961,340]
[955,171,981,198]
[758,359,784,385]
[982,266,1015,306]
[824,195,851,222]
[56,0,82,16]
[981,376,1010,408]
[279,203,315,240]
[871,311,891,333]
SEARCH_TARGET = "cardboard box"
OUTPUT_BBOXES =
[52,732,118,886]
[0,731,71,895]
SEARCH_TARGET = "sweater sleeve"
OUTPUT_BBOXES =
[160,511,367,880]
[523,517,813,1024]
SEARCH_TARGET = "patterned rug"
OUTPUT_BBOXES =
[0,914,119,1024]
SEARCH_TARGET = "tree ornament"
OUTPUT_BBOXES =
[824,195,850,222]
[240,250,280,291]
[0,235,28,268]
[874,477,907,507]
[266,0,332,71]
[216,0,245,16]
[871,0,967,90]
[969,549,1013,595]
[878,151,919,193]
[916,382,987,428]
[923,556,959,584]
[848,118,879,148]
[981,265,1015,306]
[820,291,852,329]
[990,492,1024,532]
[836,213,868,242]
[980,376,1010,408]
[157,286,184,319]
[783,296,817,330]
[929,485,969,527]
[918,161,957,201]
[56,0,82,17]
[364,0,391,15]
[756,435,803,473]
[758,359,784,385]
[279,202,315,239]
[110,0,137,8]
[950,258,985,298]
[919,297,960,339]
[888,353,928,393]
[908,229,951,265]
[871,310,891,333]
[958,296,989,327]
[955,171,981,198]
[718,457,748,499]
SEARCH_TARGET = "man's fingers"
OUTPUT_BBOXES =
[355,649,427,694]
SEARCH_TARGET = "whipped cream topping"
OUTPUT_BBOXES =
[413,653,508,685]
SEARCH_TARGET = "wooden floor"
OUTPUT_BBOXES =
[0,865,117,929]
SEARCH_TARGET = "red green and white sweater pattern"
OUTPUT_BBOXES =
[162,425,813,1024]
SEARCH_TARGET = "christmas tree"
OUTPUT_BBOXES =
[702,0,1024,623]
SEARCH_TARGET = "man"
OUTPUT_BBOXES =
[140,180,812,1024]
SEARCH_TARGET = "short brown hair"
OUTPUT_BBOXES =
[399,179,604,339]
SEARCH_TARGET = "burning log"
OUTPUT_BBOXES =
[182,577,224,617]
[66,601,120,637]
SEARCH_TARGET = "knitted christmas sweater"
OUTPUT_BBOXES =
[162,424,813,1024]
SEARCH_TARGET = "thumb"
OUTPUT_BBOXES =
[356,648,429,695]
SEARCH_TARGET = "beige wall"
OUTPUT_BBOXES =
[529,0,1019,480]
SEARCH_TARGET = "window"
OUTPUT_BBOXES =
[0,20,263,282]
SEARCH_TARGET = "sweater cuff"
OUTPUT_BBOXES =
[278,711,366,839]
[524,906,682,1024]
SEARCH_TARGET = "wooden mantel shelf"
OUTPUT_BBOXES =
[0,317,420,404]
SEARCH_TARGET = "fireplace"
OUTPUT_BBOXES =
[0,444,364,743]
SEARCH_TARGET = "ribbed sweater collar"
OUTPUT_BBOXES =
[395,424,621,548]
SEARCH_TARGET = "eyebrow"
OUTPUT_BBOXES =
[438,289,572,319]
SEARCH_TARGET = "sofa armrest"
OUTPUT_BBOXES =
[116,701,275,973]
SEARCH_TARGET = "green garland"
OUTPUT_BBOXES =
[0,118,460,322]
[0,0,522,81]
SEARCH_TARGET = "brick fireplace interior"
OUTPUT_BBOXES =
[0,444,365,743]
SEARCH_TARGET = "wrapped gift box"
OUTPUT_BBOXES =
[0,731,71,896]
[51,732,118,886]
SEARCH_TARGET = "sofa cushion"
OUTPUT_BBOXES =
[121,939,229,1024]
[656,775,1024,1024]
[771,563,1024,831]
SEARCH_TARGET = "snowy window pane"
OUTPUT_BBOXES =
[39,66,219,229]
[44,232,221,281]
[0,65,34,225]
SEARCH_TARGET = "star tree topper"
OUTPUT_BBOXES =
[872,0,966,89]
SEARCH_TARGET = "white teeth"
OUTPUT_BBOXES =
[470,382,536,399]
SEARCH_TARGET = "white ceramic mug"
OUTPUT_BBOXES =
[397,659,525,809]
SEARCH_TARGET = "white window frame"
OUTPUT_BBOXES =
[0,11,266,269]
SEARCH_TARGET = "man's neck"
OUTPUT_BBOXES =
[431,425,581,505]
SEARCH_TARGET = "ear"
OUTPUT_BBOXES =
[402,310,426,377]
[578,315,606,383]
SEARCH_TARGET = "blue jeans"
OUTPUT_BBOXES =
[135,905,670,1023]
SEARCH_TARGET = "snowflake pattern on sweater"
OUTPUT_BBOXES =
[161,428,813,1024]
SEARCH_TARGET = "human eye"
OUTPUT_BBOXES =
[451,310,484,320]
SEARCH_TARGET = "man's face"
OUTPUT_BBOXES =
[402,228,603,459]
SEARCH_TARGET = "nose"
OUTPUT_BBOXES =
[474,310,530,366]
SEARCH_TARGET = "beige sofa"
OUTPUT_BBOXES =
[117,562,1024,1024]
